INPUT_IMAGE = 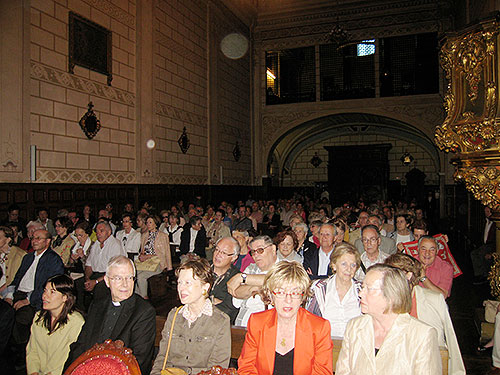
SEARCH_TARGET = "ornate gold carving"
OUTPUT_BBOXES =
[435,20,499,154]
[31,62,135,106]
[454,162,500,209]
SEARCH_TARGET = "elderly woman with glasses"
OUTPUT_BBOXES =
[336,264,441,375]
[238,261,333,375]
[307,243,362,338]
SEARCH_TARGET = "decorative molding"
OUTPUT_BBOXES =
[157,175,208,185]
[257,12,440,42]
[37,168,136,184]
[84,0,134,26]
[382,105,445,128]
[31,62,135,106]
[155,102,205,127]
[262,111,315,147]
[454,163,500,209]
[1,130,20,172]
[256,0,446,28]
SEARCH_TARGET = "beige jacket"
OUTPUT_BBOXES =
[140,231,171,270]
[336,313,442,375]
[151,304,231,374]
[3,246,26,287]
[414,285,465,375]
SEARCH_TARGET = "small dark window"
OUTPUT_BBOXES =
[69,12,112,85]
[266,46,316,105]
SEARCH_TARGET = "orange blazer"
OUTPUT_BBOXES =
[238,307,333,375]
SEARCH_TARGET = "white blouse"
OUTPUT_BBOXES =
[323,275,361,338]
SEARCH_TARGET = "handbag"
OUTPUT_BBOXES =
[160,306,187,375]
[484,300,500,323]
[135,255,161,272]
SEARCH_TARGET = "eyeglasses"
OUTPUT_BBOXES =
[272,289,304,299]
[214,247,233,257]
[250,244,272,256]
[108,275,136,283]
[162,216,169,219]
[360,283,382,293]
[32,236,48,241]
[361,237,378,244]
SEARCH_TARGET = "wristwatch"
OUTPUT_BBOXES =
[241,273,247,284]
[419,276,427,282]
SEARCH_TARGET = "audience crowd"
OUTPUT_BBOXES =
[0,195,469,374]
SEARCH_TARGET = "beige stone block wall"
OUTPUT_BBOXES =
[30,0,137,183]
[153,0,210,184]
[287,134,439,187]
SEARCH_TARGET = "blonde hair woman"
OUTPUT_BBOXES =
[238,261,333,375]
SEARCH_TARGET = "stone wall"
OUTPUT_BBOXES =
[0,0,251,185]
[30,0,137,183]
[285,134,439,187]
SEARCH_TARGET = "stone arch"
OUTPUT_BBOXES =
[265,112,441,186]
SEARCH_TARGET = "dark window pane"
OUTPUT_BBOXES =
[380,33,438,97]
[266,46,316,105]
[320,42,375,101]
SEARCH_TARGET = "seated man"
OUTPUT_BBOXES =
[4,229,64,360]
[417,235,453,298]
[227,235,278,327]
[115,213,141,260]
[347,211,369,245]
[354,215,397,255]
[75,221,125,310]
[355,224,390,281]
[65,256,156,375]
[233,206,253,232]
[19,221,44,252]
[210,237,241,324]
[303,223,336,279]
[179,215,207,258]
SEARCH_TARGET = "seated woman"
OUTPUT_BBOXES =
[52,217,75,267]
[0,226,26,297]
[307,243,361,338]
[26,274,84,375]
[385,253,465,375]
[389,214,415,250]
[135,215,173,299]
[275,230,303,263]
[151,258,231,374]
[238,261,333,375]
[69,221,93,276]
[336,264,441,375]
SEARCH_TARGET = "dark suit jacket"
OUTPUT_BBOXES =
[298,239,317,258]
[10,248,64,310]
[179,224,207,257]
[303,246,333,280]
[65,293,156,375]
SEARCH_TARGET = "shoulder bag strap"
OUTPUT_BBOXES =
[161,306,183,372]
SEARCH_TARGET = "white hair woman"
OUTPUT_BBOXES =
[306,243,361,337]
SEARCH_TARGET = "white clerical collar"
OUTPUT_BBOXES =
[112,301,121,306]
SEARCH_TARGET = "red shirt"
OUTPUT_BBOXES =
[418,255,454,297]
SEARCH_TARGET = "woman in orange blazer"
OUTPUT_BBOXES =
[238,261,333,375]
[135,214,173,298]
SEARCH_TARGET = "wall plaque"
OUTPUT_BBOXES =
[69,12,112,85]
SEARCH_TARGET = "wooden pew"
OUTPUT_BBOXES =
[230,326,449,374]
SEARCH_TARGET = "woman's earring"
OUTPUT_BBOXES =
[202,289,208,297]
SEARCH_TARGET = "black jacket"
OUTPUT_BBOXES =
[65,293,156,375]
[10,248,64,310]
[303,246,333,280]
[179,224,207,257]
